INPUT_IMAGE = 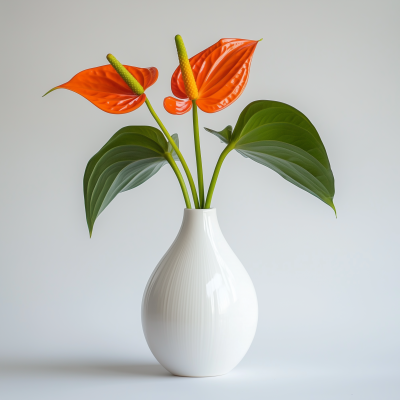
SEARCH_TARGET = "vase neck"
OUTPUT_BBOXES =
[179,208,221,239]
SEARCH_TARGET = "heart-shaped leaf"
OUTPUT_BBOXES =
[84,126,178,235]
[206,100,335,212]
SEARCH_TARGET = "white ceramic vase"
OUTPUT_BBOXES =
[141,208,258,377]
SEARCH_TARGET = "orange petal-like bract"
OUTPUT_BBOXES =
[164,96,193,114]
[164,38,259,115]
[49,65,158,114]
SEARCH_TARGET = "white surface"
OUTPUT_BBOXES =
[142,209,258,376]
[1,361,399,400]
[0,0,399,398]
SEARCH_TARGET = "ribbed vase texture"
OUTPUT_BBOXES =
[141,209,258,377]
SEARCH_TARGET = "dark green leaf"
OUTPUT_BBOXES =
[206,100,335,213]
[84,126,177,236]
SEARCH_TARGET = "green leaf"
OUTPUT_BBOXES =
[204,125,232,144]
[206,100,335,213]
[84,126,178,236]
[168,133,180,160]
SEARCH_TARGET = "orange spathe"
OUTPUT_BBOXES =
[164,38,259,115]
[47,64,158,114]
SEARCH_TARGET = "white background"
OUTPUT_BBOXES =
[0,0,399,398]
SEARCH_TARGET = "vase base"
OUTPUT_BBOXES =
[171,372,230,378]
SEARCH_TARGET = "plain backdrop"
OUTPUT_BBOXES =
[0,0,399,399]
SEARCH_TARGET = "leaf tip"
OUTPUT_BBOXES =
[87,221,93,238]
[258,38,263,42]
[42,87,59,97]
[329,201,337,218]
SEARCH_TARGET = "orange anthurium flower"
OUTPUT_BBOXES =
[44,62,158,114]
[164,38,259,115]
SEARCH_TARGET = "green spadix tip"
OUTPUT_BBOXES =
[106,53,144,95]
[175,35,186,51]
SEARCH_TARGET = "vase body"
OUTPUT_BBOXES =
[141,209,258,377]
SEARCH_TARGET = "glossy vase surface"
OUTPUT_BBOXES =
[141,209,258,377]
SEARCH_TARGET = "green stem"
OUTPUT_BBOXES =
[205,144,234,209]
[145,98,200,209]
[165,153,191,209]
[192,100,204,208]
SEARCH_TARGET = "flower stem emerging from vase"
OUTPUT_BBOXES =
[165,153,192,208]
[192,100,204,208]
[205,144,234,208]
